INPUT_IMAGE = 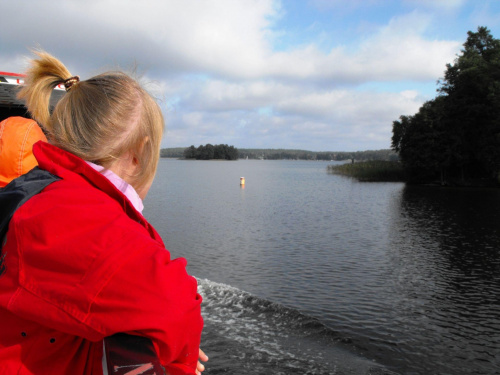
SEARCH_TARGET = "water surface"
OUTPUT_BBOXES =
[144,159,500,374]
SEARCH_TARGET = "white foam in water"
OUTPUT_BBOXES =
[197,278,398,375]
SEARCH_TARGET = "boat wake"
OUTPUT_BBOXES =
[197,278,399,375]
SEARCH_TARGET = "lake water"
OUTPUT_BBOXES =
[144,159,500,375]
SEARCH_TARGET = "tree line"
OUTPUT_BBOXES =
[160,147,397,161]
[183,144,239,160]
[237,148,397,161]
[392,27,500,185]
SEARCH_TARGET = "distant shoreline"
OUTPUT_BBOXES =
[161,147,398,162]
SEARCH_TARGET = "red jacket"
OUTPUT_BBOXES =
[0,141,203,374]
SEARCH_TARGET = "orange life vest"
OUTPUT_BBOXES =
[0,116,47,187]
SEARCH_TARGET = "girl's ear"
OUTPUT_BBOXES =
[133,136,150,166]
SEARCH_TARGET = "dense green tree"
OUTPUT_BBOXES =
[393,26,500,184]
[213,144,225,159]
[183,145,197,159]
[440,26,500,179]
[200,144,215,160]
[392,98,450,182]
[183,144,239,160]
[224,145,239,160]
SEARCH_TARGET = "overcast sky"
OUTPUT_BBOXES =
[2,0,500,151]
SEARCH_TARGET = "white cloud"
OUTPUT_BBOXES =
[274,88,422,126]
[2,1,460,86]
[2,1,460,83]
[190,80,298,111]
[262,11,460,83]
[163,74,424,150]
[0,0,471,151]
[0,0,279,77]
[0,55,27,74]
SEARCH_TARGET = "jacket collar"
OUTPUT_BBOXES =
[32,141,161,242]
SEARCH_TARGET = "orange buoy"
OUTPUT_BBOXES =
[240,177,245,186]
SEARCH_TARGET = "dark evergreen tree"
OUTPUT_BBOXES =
[392,26,500,184]
[184,144,239,160]
[183,145,197,159]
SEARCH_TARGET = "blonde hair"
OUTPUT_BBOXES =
[17,50,164,193]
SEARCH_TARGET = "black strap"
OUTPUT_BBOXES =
[0,167,60,243]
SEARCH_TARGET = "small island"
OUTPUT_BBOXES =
[183,144,239,160]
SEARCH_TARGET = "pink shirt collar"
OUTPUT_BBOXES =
[85,161,144,214]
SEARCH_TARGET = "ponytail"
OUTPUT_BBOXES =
[17,50,72,128]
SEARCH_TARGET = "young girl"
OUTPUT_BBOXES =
[0,51,207,374]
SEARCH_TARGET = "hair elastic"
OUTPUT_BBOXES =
[64,76,80,92]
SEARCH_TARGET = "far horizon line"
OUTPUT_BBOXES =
[161,146,394,153]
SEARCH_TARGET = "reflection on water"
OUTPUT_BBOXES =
[145,159,500,375]
[386,186,500,374]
